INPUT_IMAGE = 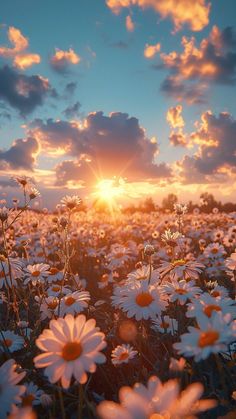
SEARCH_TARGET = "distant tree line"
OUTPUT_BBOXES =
[122,192,236,214]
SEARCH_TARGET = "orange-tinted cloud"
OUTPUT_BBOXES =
[157,26,236,102]
[106,0,211,31]
[0,137,39,170]
[178,111,236,183]
[126,15,135,32]
[29,112,172,186]
[144,42,161,59]
[50,48,80,73]
[0,26,40,69]
[166,105,184,129]
[13,53,41,70]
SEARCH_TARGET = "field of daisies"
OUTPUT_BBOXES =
[0,179,236,418]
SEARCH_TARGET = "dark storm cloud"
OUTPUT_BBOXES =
[0,137,39,170]
[0,65,52,116]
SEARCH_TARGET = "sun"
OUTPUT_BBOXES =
[96,179,123,201]
[92,178,125,212]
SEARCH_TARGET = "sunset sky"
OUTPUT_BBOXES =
[1,0,236,207]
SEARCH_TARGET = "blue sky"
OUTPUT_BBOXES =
[1,0,236,206]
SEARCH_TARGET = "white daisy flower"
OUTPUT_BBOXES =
[21,382,44,406]
[0,331,25,353]
[152,315,178,335]
[174,312,236,361]
[24,263,50,285]
[112,281,167,321]
[111,344,138,365]
[61,195,82,210]
[34,313,106,388]
[161,279,202,305]
[60,290,91,316]
[158,259,204,281]
[0,359,26,418]
[186,293,236,322]
[97,375,216,419]
[126,265,160,286]
[203,242,226,259]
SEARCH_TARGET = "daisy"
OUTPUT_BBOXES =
[111,344,138,365]
[126,265,160,286]
[112,281,167,321]
[161,279,202,305]
[46,266,64,283]
[60,290,91,316]
[174,312,235,361]
[97,375,216,419]
[186,293,236,322]
[203,243,226,259]
[24,263,50,285]
[36,296,59,320]
[0,258,22,289]
[61,195,82,210]
[0,331,25,353]
[158,259,204,281]
[47,284,70,297]
[152,315,178,335]
[21,382,44,406]
[225,252,236,271]
[34,313,106,388]
[0,359,26,418]
[161,229,183,247]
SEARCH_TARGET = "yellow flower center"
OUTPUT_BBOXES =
[22,394,35,406]
[62,342,82,361]
[175,288,187,295]
[52,286,60,292]
[1,338,12,347]
[136,292,154,307]
[211,291,220,297]
[65,296,76,306]
[160,321,170,329]
[198,330,219,347]
[47,300,58,310]
[211,248,219,254]
[172,259,186,267]
[118,352,129,361]
[50,267,59,275]
[204,304,221,318]
[32,270,40,277]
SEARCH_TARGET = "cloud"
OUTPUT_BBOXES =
[144,42,161,59]
[0,137,39,170]
[13,53,41,70]
[64,82,77,96]
[156,26,236,102]
[166,105,184,128]
[62,101,81,119]
[178,111,236,183]
[0,65,53,116]
[29,111,172,185]
[0,26,40,69]
[50,48,80,73]
[126,15,135,32]
[106,0,211,32]
[166,105,188,147]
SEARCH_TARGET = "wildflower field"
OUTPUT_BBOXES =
[0,182,236,419]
